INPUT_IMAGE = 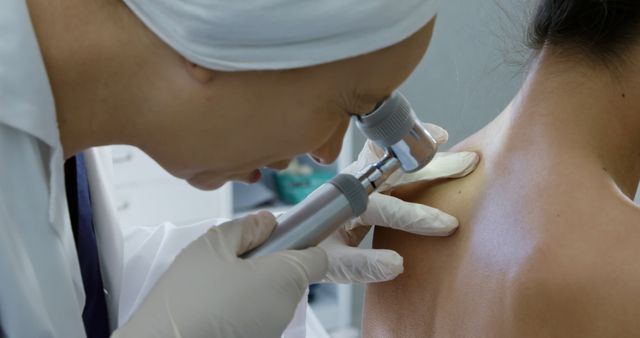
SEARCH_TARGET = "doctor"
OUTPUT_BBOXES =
[0,0,479,337]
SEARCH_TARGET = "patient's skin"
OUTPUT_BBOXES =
[363,48,640,337]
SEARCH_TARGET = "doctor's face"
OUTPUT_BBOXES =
[138,21,435,190]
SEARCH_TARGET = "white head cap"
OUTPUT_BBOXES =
[124,0,438,71]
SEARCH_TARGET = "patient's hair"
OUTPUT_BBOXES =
[528,0,640,63]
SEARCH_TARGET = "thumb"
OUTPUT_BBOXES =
[211,211,277,257]
[391,152,480,188]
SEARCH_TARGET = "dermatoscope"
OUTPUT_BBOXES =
[244,91,438,258]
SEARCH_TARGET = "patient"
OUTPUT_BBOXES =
[364,1,640,337]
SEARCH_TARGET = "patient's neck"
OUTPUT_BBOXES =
[499,48,640,198]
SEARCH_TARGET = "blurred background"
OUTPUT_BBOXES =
[107,1,640,337]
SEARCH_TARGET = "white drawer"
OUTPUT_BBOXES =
[114,180,232,229]
[110,145,174,185]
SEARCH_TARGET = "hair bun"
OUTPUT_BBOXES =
[528,0,640,60]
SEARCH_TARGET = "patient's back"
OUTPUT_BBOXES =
[363,112,640,337]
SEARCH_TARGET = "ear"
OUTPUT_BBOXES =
[183,58,215,83]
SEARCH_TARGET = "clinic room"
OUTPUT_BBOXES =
[3,0,640,337]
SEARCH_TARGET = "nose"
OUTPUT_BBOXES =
[310,134,343,165]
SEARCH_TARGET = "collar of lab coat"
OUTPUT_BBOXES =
[0,0,67,235]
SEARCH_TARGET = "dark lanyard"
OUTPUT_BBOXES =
[64,154,111,338]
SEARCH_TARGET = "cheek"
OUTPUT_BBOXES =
[187,85,348,175]
[289,113,347,156]
[311,118,349,160]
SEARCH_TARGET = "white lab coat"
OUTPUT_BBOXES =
[85,149,322,338]
[0,1,326,336]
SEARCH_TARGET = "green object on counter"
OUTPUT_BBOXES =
[274,170,335,204]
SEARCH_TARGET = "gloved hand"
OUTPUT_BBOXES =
[113,211,327,338]
[320,123,479,283]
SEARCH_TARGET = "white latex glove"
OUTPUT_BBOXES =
[113,211,328,338]
[320,123,479,283]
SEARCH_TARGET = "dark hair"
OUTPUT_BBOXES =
[528,0,640,63]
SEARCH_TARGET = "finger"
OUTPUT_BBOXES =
[353,193,458,236]
[323,246,404,284]
[391,151,480,188]
[322,222,372,248]
[258,247,329,284]
[423,123,449,145]
[363,140,386,160]
[342,140,385,176]
[210,211,277,257]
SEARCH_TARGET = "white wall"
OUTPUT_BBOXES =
[352,2,530,151]
[400,1,529,146]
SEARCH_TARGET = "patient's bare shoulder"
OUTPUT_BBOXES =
[364,139,640,337]
[505,204,640,337]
